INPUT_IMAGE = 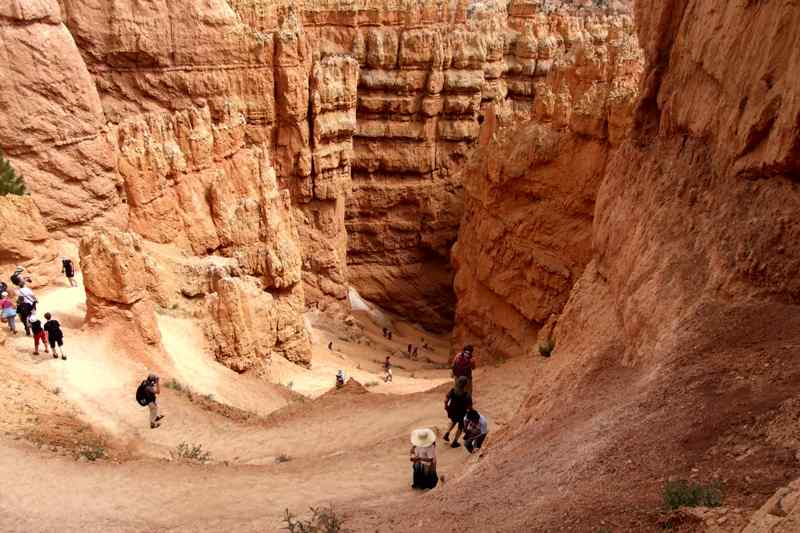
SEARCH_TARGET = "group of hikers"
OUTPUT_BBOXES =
[0,259,74,359]
[410,344,489,490]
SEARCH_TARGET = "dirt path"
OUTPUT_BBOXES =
[0,279,537,532]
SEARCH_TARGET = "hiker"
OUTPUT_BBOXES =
[136,374,164,429]
[407,343,412,356]
[62,257,77,287]
[462,408,489,454]
[336,369,345,388]
[1,292,17,334]
[16,293,34,336]
[382,327,388,338]
[10,267,24,288]
[443,376,472,448]
[43,312,66,360]
[412,345,419,360]
[383,356,393,383]
[452,344,476,395]
[28,311,48,355]
[18,284,37,309]
[410,428,438,490]
[387,330,392,340]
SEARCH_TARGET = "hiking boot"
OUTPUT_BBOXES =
[61,355,67,360]
[150,422,161,429]
[450,441,461,449]
[52,353,58,359]
[443,433,450,442]
[154,415,164,422]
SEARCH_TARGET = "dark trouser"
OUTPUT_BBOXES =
[412,463,438,490]
[465,433,487,453]
[19,312,30,335]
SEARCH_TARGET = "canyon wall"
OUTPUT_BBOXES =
[398,0,800,530]
[452,9,642,358]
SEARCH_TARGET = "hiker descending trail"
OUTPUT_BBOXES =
[410,428,438,490]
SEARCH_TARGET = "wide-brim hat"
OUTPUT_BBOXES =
[411,428,436,447]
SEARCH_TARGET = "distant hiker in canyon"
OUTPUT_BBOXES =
[61,257,77,287]
[410,428,438,490]
[443,376,473,448]
[462,408,489,454]
[382,327,388,338]
[452,345,476,395]
[336,369,345,388]
[136,374,164,429]
[43,313,66,360]
[412,345,419,360]
[328,341,333,351]
[1,292,17,334]
[383,356,393,383]
[28,311,48,355]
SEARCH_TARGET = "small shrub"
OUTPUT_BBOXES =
[76,443,107,462]
[173,442,212,462]
[286,381,294,390]
[204,393,215,402]
[0,149,27,196]
[662,479,723,510]
[539,339,555,358]
[283,505,349,533]
[365,381,379,387]
[274,453,291,464]
[52,387,61,395]
[164,379,187,392]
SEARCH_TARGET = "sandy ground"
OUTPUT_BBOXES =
[0,276,537,532]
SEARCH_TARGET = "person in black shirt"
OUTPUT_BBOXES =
[43,312,66,360]
[61,257,77,287]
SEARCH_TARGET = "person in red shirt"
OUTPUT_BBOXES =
[452,344,476,395]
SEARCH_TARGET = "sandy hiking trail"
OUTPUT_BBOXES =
[0,278,537,532]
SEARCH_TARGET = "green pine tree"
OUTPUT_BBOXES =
[0,149,27,196]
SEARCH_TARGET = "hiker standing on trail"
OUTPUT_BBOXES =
[410,428,438,490]
[452,345,476,395]
[61,257,77,287]
[383,356,393,383]
[136,374,164,429]
[1,292,17,334]
[336,369,345,388]
[43,312,66,360]
[28,311,49,355]
[412,345,419,360]
[462,408,489,454]
[443,376,472,448]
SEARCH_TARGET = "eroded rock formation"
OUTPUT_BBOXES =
[0,0,640,373]
[451,13,642,358]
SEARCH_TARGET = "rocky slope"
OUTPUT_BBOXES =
[384,0,800,530]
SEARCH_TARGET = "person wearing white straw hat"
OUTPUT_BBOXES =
[409,428,438,490]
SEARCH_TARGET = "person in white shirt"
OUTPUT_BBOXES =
[410,428,438,489]
[462,408,489,454]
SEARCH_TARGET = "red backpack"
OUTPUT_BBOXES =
[452,353,472,377]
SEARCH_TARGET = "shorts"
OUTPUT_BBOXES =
[49,336,64,348]
[447,412,465,427]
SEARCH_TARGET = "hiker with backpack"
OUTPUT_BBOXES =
[410,428,438,490]
[43,313,66,360]
[1,292,17,334]
[61,257,77,287]
[462,408,489,454]
[136,374,164,429]
[28,311,49,355]
[443,376,473,448]
[17,294,33,337]
[452,345,476,395]
[336,369,346,388]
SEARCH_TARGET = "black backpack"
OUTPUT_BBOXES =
[63,259,74,277]
[136,380,155,406]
